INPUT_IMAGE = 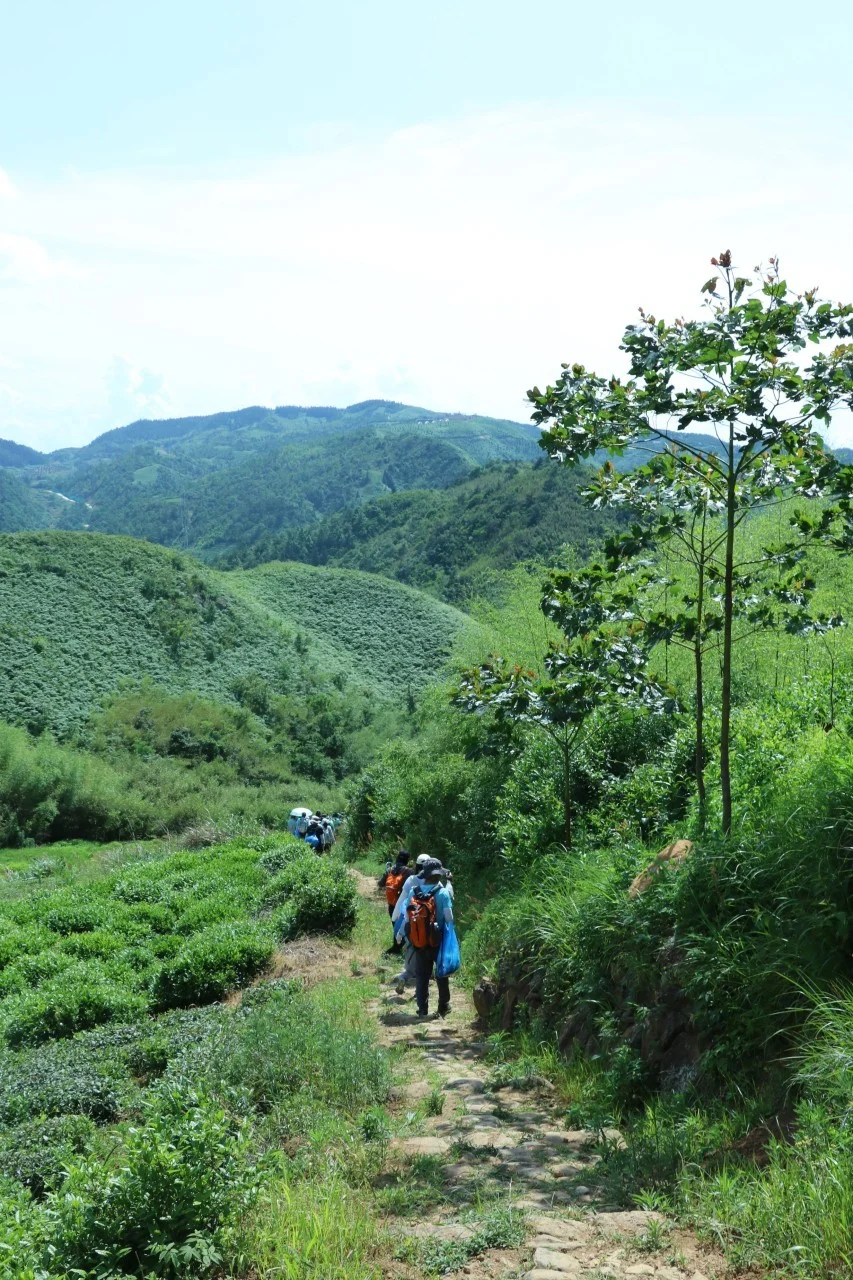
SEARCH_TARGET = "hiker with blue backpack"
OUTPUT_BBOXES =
[401,856,459,1019]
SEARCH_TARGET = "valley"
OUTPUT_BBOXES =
[4,294,853,1280]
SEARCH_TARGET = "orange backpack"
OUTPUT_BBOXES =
[406,888,441,949]
[385,868,408,908]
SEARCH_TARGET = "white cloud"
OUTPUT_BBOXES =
[1,105,853,449]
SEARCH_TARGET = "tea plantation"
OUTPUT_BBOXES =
[0,531,479,736]
[0,833,379,1278]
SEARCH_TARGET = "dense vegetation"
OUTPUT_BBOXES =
[0,474,63,533]
[2,401,542,558]
[225,459,625,602]
[0,531,476,841]
[346,260,853,1278]
[0,833,393,1279]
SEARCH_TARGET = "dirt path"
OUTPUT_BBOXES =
[354,872,722,1280]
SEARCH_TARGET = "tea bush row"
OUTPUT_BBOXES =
[0,836,358,1049]
[0,984,390,1279]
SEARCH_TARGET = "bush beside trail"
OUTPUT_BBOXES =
[0,831,377,1279]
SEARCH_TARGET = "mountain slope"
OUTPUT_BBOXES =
[226,459,626,601]
[58,429,474,555]
[0,439,45,468]
[0,532,479,735]
[0,473,68,532]
[52,399,540,466]
[2,403,542,557]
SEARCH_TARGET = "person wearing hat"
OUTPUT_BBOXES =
[389,853,430,992]
[407,857,454,1018]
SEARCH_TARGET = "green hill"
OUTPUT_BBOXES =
[51,399,540,466]
[0,474,67,533]
[3,402,542,557]
[0,531,478,736]
[226,459,625,601]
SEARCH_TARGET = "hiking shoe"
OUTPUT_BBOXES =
[438,1004,451,1018]
[394,982,406,995]
[416,1009,429,1018]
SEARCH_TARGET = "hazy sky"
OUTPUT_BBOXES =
[2,0,852,451]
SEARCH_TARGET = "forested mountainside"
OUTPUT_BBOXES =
[0,438,45,467]
[0,473,68,532]
[225,458,626,602]
[0,401,543,556]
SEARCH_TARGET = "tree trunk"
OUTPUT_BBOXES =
[720,439,736,836]
[694,635,706,826]
[694,519,707,827]
[561,738,573,849]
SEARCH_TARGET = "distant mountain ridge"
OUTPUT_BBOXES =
[0,400,544,557]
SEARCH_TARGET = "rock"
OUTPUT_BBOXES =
[625,1266,656,1276]
[572,1185,591,1195]
[473,977,499,1021]
[549,1161,585,1178]
[532,1248,581,1272]
[530,1237,583,1250]
[629,839,693,898]
[656,1268,687,1279]
[463,1128,518,1149]
[529,1217,588,1241]
[458,1113,501,1129]
[525,1272,580,1280]
[443,1077,486,1093]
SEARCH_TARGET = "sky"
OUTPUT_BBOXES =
[1,0,853,451]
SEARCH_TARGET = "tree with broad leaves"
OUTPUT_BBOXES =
[585,451,843,827]
[529,252,853,835]
[454,566,673,848]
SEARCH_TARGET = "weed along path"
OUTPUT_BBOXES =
[349,871,724,1280]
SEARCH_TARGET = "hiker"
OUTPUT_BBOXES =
[321,816,336,850]
[390,853,430,992]
[404,856,454,1019]
[378,850,413,953]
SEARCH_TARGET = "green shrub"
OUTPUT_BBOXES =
[152,921,274,1009]
[258,838,305,875]
[0,950,74,998]
[0,1178,52,1280]
[0,1038,133,1124]
[2,965,148,1048]
[265,855,357,939]
[0,1114,95,1196]
[46,1084,262,1278]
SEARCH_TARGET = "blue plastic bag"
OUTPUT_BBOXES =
[436,920,461,978]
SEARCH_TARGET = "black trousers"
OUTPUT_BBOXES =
[414,945,450,1015]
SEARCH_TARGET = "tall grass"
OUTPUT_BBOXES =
[228,1174,381,1280]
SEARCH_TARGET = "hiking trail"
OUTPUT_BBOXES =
[352,871,725,1280]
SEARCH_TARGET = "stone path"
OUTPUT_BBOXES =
[358,880,723,1279]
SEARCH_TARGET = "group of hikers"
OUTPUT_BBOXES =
[287,807,339,852]
[378,850,460,1019]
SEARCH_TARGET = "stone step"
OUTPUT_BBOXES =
[533,1247,582,1273]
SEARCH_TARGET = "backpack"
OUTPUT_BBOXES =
[406,887,441,949]
[384,868,408,908]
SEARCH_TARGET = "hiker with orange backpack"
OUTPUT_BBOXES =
[404,857,455,1019]
[378,850,413,954]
